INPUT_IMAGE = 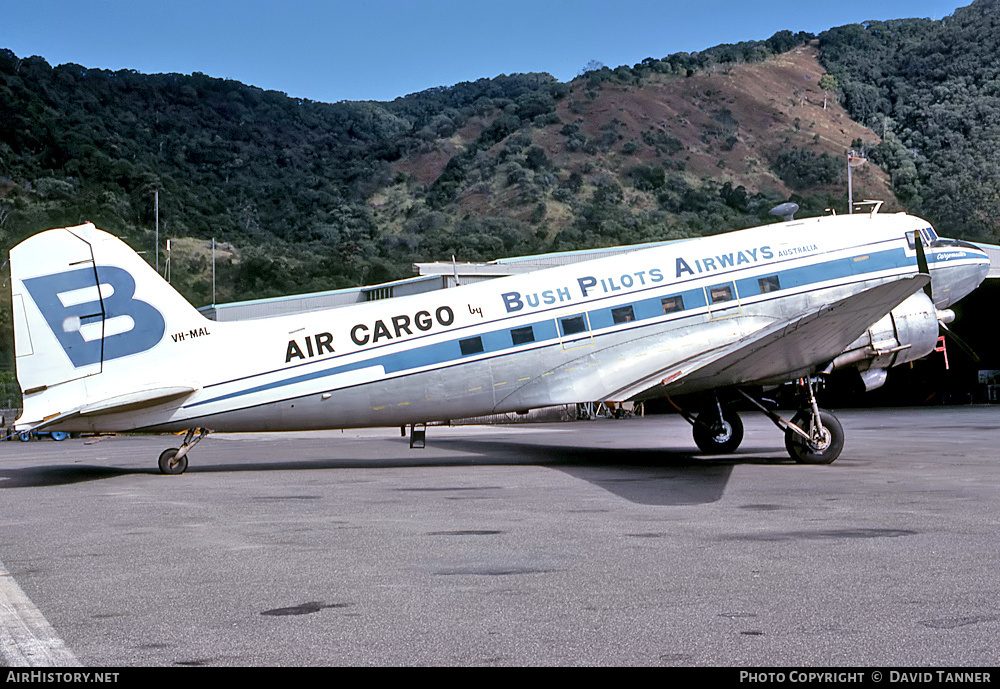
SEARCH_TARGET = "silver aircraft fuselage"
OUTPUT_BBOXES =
[10,212,990,436]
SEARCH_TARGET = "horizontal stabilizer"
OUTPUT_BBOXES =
[15,386,198,431]
[78,386,198,416]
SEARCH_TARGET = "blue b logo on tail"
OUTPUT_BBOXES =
[23,266,166,367]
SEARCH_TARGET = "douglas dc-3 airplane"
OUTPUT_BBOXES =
[7,204,990,473]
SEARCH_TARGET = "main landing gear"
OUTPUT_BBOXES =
[681,379,845,464]
[692,397,744,454]
[158,428,210,475]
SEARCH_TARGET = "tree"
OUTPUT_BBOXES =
[818,73,839,109]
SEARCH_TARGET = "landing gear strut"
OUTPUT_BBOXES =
[676,379,845,463]
[784,409,844,464]
[736,378,845,464]
[781,377,844,463]
[158,428,210,475]
[691,396,744,454]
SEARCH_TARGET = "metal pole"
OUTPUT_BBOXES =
[847,150,854,214]
[154,190,159,271]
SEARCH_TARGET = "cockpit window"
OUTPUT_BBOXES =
[907,227,940,249]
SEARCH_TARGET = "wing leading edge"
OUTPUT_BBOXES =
[612,274,931,401]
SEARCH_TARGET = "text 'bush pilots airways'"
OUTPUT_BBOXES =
[8,205,989,473]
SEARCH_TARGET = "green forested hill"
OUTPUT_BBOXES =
[0,28,854,313]
[0,55,561,299]
[818,0,1000,241]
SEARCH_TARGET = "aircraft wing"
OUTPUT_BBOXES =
[613,274,931,400]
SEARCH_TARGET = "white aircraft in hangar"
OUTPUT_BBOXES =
[7,203,990,473]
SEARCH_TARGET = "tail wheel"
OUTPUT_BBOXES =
[158,448,188,475]
[693,409,744,454]
[784,410,844,464]
[157,428,208,475]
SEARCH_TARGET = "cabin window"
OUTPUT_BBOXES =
[661,295,684,314]
[560,315,588,336]
[510,326,535,345]
[611,305,635,324]
[758,275,781,293]
[459,336,484,356]
[709,284,735,304]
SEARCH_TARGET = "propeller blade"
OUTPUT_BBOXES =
[939,321,980,363]
[914,231,933,299]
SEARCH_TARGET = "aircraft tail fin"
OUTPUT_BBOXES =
[9,223,208,430]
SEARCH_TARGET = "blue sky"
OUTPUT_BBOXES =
[2,1,968,103]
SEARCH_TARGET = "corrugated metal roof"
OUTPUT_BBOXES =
[492,239,685,265]
[199,274,447,321]
[972,243,1000,279]
[413,239,687,276]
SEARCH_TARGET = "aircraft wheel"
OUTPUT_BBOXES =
[693,409,744,454]
[158,448,188,475]
[18,431,32,442]
[784,410,844,464]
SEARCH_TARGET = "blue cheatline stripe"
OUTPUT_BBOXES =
[185,245,914,410]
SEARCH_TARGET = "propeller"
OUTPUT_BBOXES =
[938,318,981,364]
[915,231,981,364]
[914,230,933,299]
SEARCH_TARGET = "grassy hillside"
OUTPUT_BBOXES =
[380,43,894,259]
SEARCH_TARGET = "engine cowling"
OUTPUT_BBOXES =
[828,292,941,390]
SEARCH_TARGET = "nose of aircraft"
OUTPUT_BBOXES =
[931,241,991,308]
[966,241,992,287]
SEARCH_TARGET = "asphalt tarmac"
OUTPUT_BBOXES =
[1,407,998,667]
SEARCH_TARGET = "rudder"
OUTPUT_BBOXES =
[9,223,207,429]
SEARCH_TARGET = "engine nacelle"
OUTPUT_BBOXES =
[828,292,940,390]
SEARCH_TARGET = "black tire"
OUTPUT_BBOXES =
[784,410,844,464]
[693,409,744,454]
[158,448,188,475]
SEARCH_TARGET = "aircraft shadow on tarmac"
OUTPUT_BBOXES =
[0,437,794,506]
[0,464,137,489]
[428,437,794,506]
